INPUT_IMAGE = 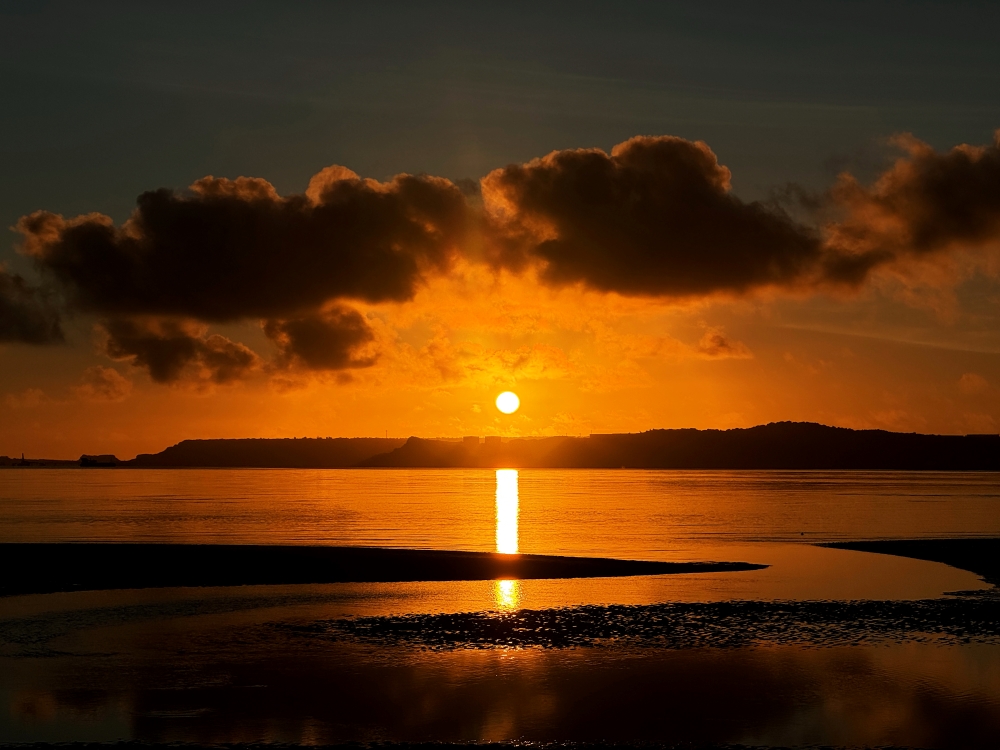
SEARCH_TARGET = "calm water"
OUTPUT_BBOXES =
[3,468,1000,550]
[2,469,1000,748]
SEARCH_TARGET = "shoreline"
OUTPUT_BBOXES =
[0,544,765,597]
[821,538,1000,585]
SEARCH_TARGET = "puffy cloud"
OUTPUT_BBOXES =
[15,167,471,385]
[12,131,1000,393]
[0,269,63,344]
[100,318,260,384]
[18,171,471,321]
[73,366,132,402]
[482,135,824,297]
[17,133,1000,325]
[826,132,1000,273]
[483,132,1000,299]
[263,306,378,371]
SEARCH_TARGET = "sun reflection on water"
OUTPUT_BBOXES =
[494,578,521,610]
[495,469,518,554]
[494,469,521,610]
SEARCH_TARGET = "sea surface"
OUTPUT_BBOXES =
[2,469,1000,748]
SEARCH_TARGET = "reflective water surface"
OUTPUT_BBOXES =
[2,469,999,550]
[2,469,999,747]
[2,584,1000,748]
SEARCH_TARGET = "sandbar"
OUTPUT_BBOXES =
[0,543,766,597]
[821,538,1000,584]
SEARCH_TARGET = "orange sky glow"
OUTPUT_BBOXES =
[4,133,1000,458]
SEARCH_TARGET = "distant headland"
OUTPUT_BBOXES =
[3,422,999,470]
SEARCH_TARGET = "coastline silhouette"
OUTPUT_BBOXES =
[5,422,998,470]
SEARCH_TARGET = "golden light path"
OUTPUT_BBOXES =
[495,391,520,414]
[495,578,520,610]
[495,469,519,554]
[494,468,521,610]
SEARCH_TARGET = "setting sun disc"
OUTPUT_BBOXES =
[495,391,520,414]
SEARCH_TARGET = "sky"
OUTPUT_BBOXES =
[2,0,1000,458]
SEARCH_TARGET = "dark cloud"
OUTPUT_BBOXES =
[18,171,471,321]
[11,132,1000,387]
[264,306,377,371]
[826,131,1000,267]
[15,167,470,383]
[481,135,825,297]
[101,318,260,384]
[483,132,1000,297]
[0,269,63,344]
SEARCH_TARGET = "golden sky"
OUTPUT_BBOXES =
[3,133,1000,458]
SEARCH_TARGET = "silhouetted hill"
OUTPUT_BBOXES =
[128,437,406,468]
[361,436,578,468]
[79,454,120,467]
[10,423,997,469]
[361,422,1000,470]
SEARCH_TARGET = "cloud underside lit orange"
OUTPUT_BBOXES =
[6,131,1000,380]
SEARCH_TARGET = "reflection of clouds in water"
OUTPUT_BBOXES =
[494,579,521,610]
[495,469,518,554]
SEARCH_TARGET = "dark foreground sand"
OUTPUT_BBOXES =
[301,595,1000,650]
[3,542,998,750]
[822,538,1000,584]
[0,543,765,597]
[0,744,865,750]
[0,744,880,750]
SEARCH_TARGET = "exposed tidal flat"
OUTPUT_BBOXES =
[2,469,1000,748]
[0,543,764,598]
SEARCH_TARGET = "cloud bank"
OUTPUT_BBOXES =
[100,318,260,384]
[15,169,470,381]
[481,135,824,296]
[824,132,1000,282]
[19,172,469,320]
[10,131,1000,385]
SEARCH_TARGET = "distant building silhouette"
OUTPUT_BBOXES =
[463,436,481,447]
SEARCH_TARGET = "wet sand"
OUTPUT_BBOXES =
[282,596,1000,650]
[0,544,765,597]
[822,538,1000,584]
[4,546,1000,749]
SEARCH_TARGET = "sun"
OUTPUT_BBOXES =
[495,391,520,414]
